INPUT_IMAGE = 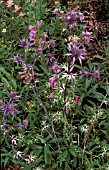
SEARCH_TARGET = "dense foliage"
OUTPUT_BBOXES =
[0,0,109,169]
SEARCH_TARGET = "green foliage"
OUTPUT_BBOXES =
[0,0,109,170]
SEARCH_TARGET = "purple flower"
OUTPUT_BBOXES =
[81,31,93,45]
[47,39,56,48]
[36,20,42,26]
[45,52,55,65]
[63,10,79,28]
[81,70,89,75]
[8,91,20,99]
[52,64,60,73]
[22,119,28,128]
[19,38,28,47]
[16,123,22,129]
[11,54,22,63]
[90,66,100,80]
[81,67,100,80]
[67,44,86,64]
[3,103,19,115]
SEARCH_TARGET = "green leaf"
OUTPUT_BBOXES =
[4,157,9,167]
[35,135,45,144]
[39,64,49,75]
[99,120,107,127]
[80,118,85,124]
[44,144,51,165]
[69,147,76,157]
[85,78,92,90]
[1,77,10,88]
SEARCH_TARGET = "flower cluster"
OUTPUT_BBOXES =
[18,64,34,84]
[0,0,26,18]
[28,21,49,52]
[49,75,57,87]
[82,10,99,31]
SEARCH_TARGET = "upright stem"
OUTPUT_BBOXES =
[63,57,71,116]
[31,81,60,148]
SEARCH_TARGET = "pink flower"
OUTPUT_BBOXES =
[49,93,53,99]
[18,72,26,78]
[14,5,20,12]
[49,76,57,87]
[52,8,60,14]
[37,45,42,51]
[74,95,79,104]
[42,33,48,38]
[36,20,42,26]
[89,21,93,26]
[39,38,45,44]
[83,26,89,29]
[6,0,13,8]
[19,12,26,17]
[49,77,55,86]
[66,110,70,115]
[29,25,36,31]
